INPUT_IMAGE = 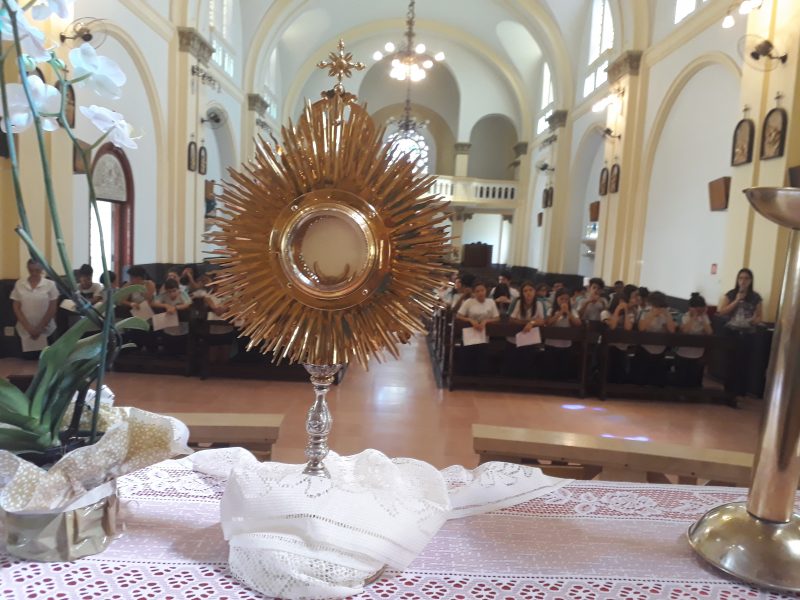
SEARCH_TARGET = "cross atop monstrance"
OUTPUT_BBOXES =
[317,39,365,101]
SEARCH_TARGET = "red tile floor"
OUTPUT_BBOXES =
[0,337,761,469]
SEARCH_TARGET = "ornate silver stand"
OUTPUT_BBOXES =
[689,188,800,592]
[302,364,343,477]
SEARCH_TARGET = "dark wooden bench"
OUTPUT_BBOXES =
[448,320,598,397]
[598,328,735,405]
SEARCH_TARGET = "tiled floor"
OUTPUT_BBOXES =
[0,337,762,469]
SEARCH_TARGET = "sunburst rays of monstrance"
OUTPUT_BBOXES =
[209,40,451,475]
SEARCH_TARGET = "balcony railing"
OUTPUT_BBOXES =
[431,175,517,205]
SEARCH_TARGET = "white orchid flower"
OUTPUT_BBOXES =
[0,75,61,133]
[31,0,73,21]
[69,43,126,99]
[0,0,51,62]
[80,105,138,149]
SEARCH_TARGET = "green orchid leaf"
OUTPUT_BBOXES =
[42,361,98,441]
[0,426,53,453]
[0,378,33,420]
[115,316,150,332]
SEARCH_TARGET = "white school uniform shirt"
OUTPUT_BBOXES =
[78,282,104,302]
[155,290,191,336]
[10,277,59,350]
[640,310,671,354]
[457,297,499,323]
[507,301,545,345]
[578,296,608,321]
[676,313,711,359]
[545,310,580,348]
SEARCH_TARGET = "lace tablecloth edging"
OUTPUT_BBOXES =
[189,447,570,599]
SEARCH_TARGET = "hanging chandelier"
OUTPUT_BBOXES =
[386,81,431,173]
[389,83,429,136]
[372,0,445,82]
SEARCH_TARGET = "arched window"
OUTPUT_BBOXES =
[386,130,430,175]
[90,144,134,277]
[536,62,555,135]
[209,0,235,77]
[583,0,614,97]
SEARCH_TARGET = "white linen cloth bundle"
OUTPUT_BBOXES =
[191,447,568,599]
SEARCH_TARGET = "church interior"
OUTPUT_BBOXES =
[2,0,800,595]
[0,0,800,500]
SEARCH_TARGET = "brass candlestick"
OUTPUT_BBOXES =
[689,187,800,592]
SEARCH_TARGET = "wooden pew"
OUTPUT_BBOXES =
[598,328,735,405]
[448,320,597,397]
[166,412,283,461]
[473,424,753,485]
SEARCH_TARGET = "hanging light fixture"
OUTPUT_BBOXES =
[372,0,445,82]
[720,0,763,29]
[386,81,431,172]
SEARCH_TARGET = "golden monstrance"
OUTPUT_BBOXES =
[210,40,451,476]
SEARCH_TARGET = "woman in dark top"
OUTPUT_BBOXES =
[717,268,762,330]
[717,268,763,397]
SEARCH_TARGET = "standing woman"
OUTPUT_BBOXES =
[10,259,59,358]
[717,268,763,396]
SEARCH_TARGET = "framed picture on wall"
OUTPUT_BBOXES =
[731,118,754,166]
[537,212,543,227]
[198,145,207,175]
[589,201,600,222]
[541,186,548,208]
[187,140,197,171]
[761,107,787,160]
[599,167,609,196]
[609,164,620,193]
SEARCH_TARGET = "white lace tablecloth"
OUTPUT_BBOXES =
[0,458,798,599]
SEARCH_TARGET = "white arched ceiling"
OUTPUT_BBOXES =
[243,1,575,140]
[358,61,460,139]
[496,21,543,89]
[289,27,523,139]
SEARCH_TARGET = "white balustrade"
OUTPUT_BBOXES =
[430,175,517,205]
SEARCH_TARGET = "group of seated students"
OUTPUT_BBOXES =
[112,265,232,357]
[436,268,763,393]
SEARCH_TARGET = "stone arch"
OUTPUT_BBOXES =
[628,51,741,283]
[468,114,518,181]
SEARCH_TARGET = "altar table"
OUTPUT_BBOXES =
[1,459,798,599]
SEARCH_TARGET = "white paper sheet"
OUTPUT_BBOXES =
[59,299,77,312]
[20,334,47,353]
[152,311,179,332]
[462,327,488,346]
[515,328,542,347]
[207,312,225,321]
[131,301,155,321]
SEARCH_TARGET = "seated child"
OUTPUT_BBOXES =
[542,289,582,379]
[77,264,103,305]
[634,291,676,386]
[675,292,712,387]
[152,279,192,337]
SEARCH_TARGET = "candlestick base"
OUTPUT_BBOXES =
[688,502,800,593]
